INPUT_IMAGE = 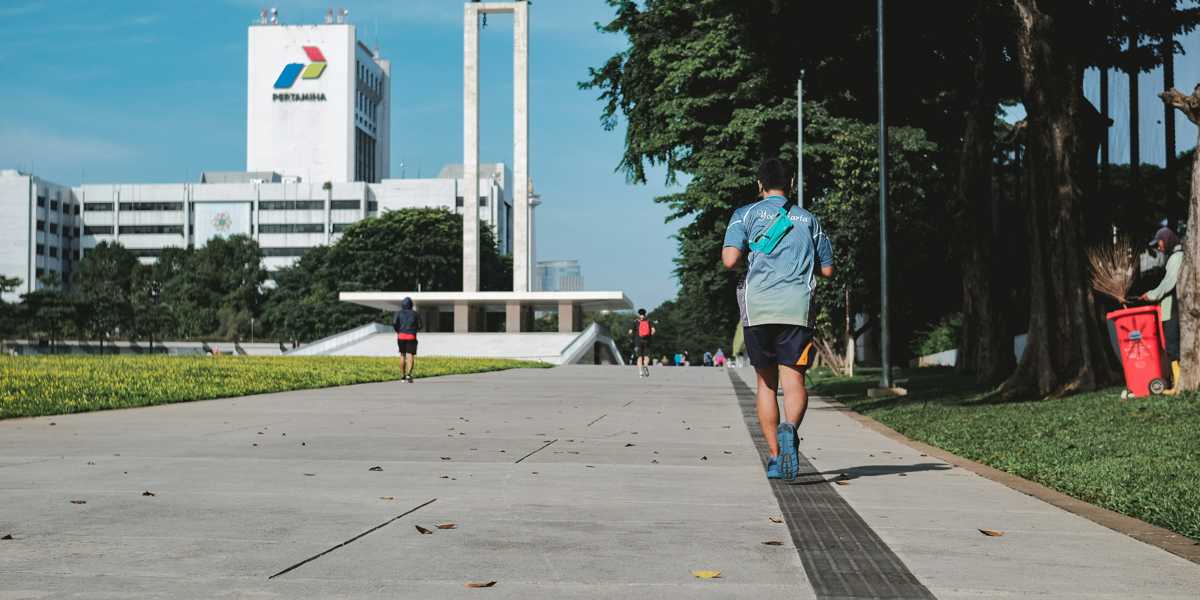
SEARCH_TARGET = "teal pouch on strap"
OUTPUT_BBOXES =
[748,206,794,255]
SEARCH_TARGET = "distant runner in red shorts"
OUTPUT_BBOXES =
[392,297,422,383]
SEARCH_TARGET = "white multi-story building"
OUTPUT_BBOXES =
[246,9,390,184]
[0,171,81,300]
[0,11,526,302]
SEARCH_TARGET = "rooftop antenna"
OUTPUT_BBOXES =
[337,8,348,24]
[324,9,333,24]
[269,7,278,24]
[259,9,268,25]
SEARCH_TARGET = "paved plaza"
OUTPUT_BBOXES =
[1,366,1198,598]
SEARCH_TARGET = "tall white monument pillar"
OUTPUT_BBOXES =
[462,3,481,293]
[463,0,530,294]
[512,0,530,292]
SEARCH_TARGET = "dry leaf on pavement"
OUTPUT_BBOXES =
[691,570,721,579]
[2,534,13,540]
[369,466,383,471]
[465,581,496,588]
[379,496,395,500]
[415,525,433,535]
[69,500,86,504]
[762,541,784,546]
[768,516,783,523]
[834,480,850,486]
[978,529,1005,537]
[436,523,457,529]
[142,491,156,497]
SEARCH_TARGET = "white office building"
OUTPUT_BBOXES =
[0,171,81,300]
[0,11,520,301]
[247,9,389,184]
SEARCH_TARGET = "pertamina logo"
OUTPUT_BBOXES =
[272,46,328,102]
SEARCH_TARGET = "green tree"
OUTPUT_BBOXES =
[1002,0,1200,396]
[583,1,967,366]
[184,236,266,340]
[130,261,177,351]
[73,241,138,349]
[0,276,23,348]
[21,278,76,351]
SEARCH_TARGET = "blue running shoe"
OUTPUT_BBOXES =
[765,457,782,479]
[776,423,798,480]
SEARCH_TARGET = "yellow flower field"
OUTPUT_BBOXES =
[0,355,548,419]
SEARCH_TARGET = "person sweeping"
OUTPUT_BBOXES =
[1140,226,1185,395]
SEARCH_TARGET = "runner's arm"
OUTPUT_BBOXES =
[814,218,834,278]
[722,211,748,269]
[722,247,743,269]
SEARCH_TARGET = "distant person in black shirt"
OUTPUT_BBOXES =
[628,308,656,378]
[392,297,422,383]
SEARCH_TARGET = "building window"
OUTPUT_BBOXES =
[50,200,59,211]
[259,200,324,211]
[261,247,309,257]
[35,268,44,278]
[455,196,464,208]
[36,220,45,231]
[36,196,45,208]
[258,223,324,234]
[117,225,184,235]
[49,247,58,258]
[331,223,354,233]
[49,223,58,234]
[330,200,361,210]
[84,225,114,235]
[354,127,377,183]
[480,196,488,207]
[73,204,80,215]
[84,202,114,212]
[119,202,184,211]
[367,200,378,212]
[36,244,45,255]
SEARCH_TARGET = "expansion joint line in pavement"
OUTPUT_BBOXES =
[514,438,558,463]
[585,413,607,427]
[267,498,438,580]
[726,371,936,600]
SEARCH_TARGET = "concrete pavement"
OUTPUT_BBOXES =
[0,365,1197,598]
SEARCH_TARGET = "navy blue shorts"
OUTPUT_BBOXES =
[743,325,815,370]
[397,339,418,355]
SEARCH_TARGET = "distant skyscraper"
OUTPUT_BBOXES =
[535,260,583,292]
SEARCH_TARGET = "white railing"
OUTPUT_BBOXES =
[285,322,390,356]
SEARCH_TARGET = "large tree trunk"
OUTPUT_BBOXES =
[955,7,1013,385]
[1159,84,1200,391]
[1004,0,1113,396]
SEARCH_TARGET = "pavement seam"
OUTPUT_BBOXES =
[267,497,437,580]
[513,438,558,464]
[726,370,936,600]
[818,396,1200,565]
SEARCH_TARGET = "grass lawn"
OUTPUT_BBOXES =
[808,367,1200,541]
[0,355,549,420]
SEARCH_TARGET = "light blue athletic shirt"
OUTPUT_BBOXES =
[724,195,833,327]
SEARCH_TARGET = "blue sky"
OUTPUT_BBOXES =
[0,0,686,310]
[2,1,1198,309]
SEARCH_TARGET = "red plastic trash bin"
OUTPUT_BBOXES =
[1106,305,1167,397]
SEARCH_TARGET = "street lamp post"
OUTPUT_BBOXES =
[877,0,892,389]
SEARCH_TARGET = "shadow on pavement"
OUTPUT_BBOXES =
[784,462,951,485]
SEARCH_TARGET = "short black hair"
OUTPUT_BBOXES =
[638,308,647,316]
[757,157,790,191]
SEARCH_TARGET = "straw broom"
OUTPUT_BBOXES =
[1088,240,1135,305]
